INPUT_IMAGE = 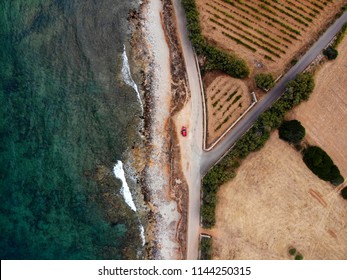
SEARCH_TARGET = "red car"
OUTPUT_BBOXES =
[181,126,187,137]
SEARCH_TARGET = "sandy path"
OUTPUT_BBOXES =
[144,0,180,259]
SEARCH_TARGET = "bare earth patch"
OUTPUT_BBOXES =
[288,35,347,179]
[210,132,347,260]
[197,0,347,78]
[204,73,252,146]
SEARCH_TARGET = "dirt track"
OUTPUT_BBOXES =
[211,132,347,260]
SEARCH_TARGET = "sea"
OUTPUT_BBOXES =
[0,0,147,259]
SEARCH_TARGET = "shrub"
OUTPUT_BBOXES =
[295,254,303,260]
[303,146,344,185]
[341,187,347,200]
[323,46,338,60]
[279,120,305,144]
[255,73,275,90]
[200,237,212,260]
[289,248,297,255]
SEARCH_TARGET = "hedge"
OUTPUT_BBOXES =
[181,0,250,78]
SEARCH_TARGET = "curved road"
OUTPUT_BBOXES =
[172,0,347,259]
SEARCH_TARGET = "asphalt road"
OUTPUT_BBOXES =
[173,0,347,259]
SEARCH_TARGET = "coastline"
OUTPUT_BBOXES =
[128,0,189,259]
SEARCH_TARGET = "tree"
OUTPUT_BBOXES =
[303,146,344,185]
[255,73,274,90]
[323,46,338,60]
[285,72,315,104]
[341,187,347,200]
[278,120,305,143]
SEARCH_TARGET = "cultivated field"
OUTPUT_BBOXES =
[197,0,347,76]
[210,132,347,260]
[204,74,252,146]
[289,35,347,179]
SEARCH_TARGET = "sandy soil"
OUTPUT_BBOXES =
[197,0,347,79]
[204,73,252,145]
[142,0,181,259]
[288,36,347,179]
[209,132,347,260]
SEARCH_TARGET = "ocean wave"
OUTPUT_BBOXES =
[121,45,143,112]
[113,160,137,212]
[113,160,146,247]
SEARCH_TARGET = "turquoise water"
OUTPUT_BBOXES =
[0,0,144,259]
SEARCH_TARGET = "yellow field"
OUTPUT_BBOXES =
[289,35,347,179]
[210,132,347,260]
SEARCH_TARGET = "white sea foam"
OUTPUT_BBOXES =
[113,160,146,247]
[139,224,145,246]
[113,160,137,212]
[121,45,143,112]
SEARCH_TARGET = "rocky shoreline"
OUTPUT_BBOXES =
[128,0,190,259]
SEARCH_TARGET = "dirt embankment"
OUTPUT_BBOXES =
[161,0,191,259]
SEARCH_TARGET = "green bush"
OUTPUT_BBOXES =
[255,73,275,90]
[181,0,250,78]
[289,248,297,255]
[323,46,338,60]
[295,254,303,260]
[340,187,347,199]
[200,237,212,260]
[303,146,344,185]
[279,120,305,144]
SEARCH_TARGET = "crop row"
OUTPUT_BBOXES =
[212,0,296,43]
[209,13,284,57]
[264,0,313,23]
[284,0,317,18]
[271,0,315,21]
[299,1,321,14]
[258,2,308,27]
[207,4,288,50]
[211,86,241,112]
[223,0,301,35]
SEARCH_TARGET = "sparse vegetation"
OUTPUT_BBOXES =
[255,73,275,90]
[332,23,347,48]
[279,120,305,144]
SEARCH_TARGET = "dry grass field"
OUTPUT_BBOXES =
[197,0,347,77]
[204,74,252,145]
[210,132,347,260]
[288,36,347,179]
